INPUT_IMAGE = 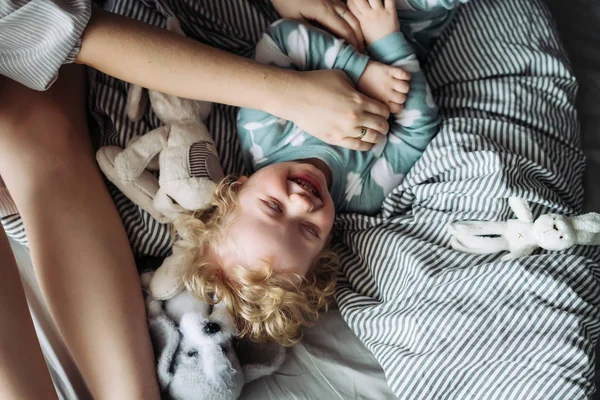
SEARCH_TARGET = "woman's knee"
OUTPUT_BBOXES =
[0,65,91,176]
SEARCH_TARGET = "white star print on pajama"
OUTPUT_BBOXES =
[237,3,449,214]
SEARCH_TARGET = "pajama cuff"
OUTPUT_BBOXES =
[337,45,370,85]
[368,32,413,64]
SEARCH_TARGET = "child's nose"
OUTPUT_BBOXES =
[289,193,314,213]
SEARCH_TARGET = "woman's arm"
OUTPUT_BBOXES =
[77,9,390,148]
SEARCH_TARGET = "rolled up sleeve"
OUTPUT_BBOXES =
[0,0,92,90]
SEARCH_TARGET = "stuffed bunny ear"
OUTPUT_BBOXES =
[571,213,600,245]
[508,197,533,223]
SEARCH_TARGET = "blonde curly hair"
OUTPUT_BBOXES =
[173,176,338,347]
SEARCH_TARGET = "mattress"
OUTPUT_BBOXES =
[9,0,600,399]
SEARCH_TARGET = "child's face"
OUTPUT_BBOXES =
[220,161,335,276]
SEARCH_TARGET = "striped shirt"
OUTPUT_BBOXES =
[0,0,92,90]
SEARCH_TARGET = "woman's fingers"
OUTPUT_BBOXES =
[355,127,384,144]
[338,6,365,52]
[283,69,393,151]
[314,3,360,50]
[358,111,389,135]
[340,137,373,151]
[361,95,390,120]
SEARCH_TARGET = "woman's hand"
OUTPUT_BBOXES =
[270,0,365,52]
[275,69,390,151]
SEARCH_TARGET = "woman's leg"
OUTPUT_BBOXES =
[0,65,160,399]
[0,228,58,399]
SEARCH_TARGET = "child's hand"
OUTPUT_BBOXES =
[348,0,400,46]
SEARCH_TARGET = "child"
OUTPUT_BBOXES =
[180,0,458,346]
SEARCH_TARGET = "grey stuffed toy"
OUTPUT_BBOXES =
[141,273,285,400]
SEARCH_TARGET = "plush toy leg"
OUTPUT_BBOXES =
[157,177,218,214]
[447,220,507,237]
[97,146,169,223]
[153,188,187,222]
[149,242,189,300]
[115,126,169,182]
[450,235,509,255]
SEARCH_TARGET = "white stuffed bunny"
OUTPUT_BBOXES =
[96,17,224,224]
[447,197,600,260]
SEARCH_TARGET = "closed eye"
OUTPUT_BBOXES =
[302,222,320,239]
[263,199,283,214]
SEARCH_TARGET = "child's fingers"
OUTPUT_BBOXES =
[389,92,407,105]
[389,102,404,114]
[368,0,383,9]
[393,80,410,93]
[362,96,390,120]
[391,68,411,81]
[349,0,370,14]
[384,0,395,11]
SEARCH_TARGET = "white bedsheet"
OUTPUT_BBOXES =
[11,240,394,400]
[10,0,600,398]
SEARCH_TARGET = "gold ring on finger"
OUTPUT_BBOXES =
[356,126,367,140]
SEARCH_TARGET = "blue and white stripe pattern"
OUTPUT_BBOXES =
[334,0,600,398]
[4,0,600,398]
[0,0,91,91]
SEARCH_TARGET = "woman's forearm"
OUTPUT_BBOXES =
[77,8,391,150]
[77,9,291,115]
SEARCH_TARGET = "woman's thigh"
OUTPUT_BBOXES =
[0,64,90,185]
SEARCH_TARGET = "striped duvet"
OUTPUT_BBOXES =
[4,0,600,398]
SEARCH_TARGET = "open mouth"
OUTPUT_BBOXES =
[289,175,322,200]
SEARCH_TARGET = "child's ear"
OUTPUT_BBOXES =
[236,176,249,185]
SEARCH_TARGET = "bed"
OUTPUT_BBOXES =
[7,0,600,398]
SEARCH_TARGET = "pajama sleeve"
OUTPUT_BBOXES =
[0,0,92,90]
[256,19,370,84]
[368,32,441,152]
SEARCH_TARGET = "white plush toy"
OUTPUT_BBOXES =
[447,197,600,260]
[96,17,224,224]
[141,272,285,400]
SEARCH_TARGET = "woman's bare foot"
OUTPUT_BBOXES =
[348,0,400,45]
[358,61,410,114]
